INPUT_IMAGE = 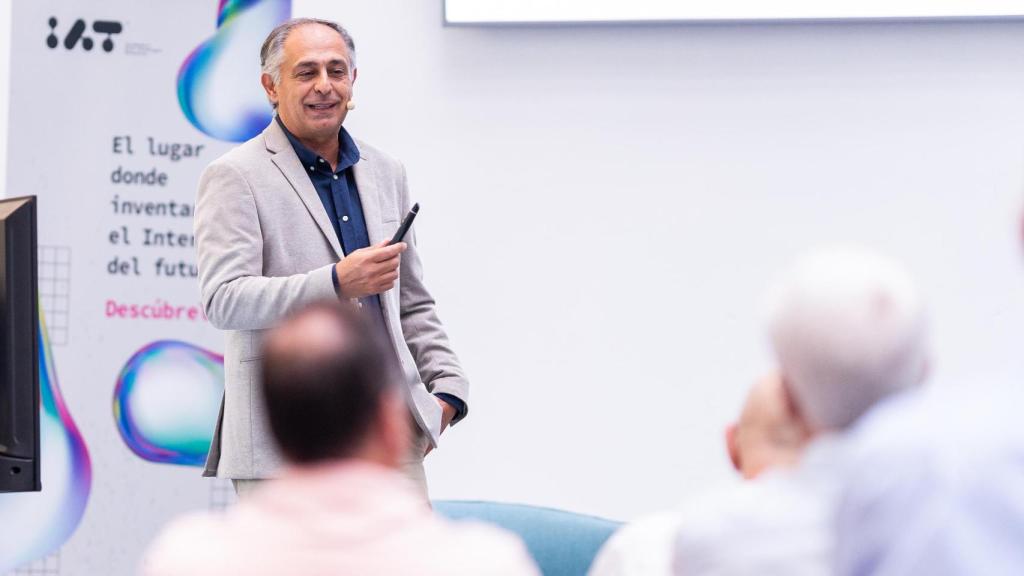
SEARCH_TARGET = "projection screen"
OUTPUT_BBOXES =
[445,0,1024,24]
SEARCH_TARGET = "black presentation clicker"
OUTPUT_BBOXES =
[389,203,419,245]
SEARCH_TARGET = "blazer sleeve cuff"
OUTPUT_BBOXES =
[310,263,341,304]
[428,377,469,423]
[433,393,466,423]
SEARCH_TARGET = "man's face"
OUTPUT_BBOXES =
[263,24,355,143]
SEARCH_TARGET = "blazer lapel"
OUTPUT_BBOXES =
[352,151,398,322]
[353,154,385,246]
[264,122,344,259]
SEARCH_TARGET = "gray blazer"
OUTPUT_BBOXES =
[195,120,469,479]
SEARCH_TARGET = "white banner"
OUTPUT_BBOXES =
[2,1,290,573]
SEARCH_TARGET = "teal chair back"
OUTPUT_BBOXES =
[434,500,621,576]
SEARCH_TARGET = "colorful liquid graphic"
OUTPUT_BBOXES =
[114,341,224,467]
[177,0,292,142]
[0,309,92,573]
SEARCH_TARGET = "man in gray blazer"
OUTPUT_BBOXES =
[194,17,468,495]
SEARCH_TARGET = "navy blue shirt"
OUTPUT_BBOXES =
[277,117,465,420]
[277,117,383,318]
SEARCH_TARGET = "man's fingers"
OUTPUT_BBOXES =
[367,257,400,277]
[373,272,398,292]
[347,242,405,264]
[367,242,406,263]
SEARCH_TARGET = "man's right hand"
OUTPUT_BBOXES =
[335,241,407,299]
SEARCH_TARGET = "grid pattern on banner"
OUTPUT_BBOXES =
[38,246,72,346]
[209,477,237,511]
[8,552,60,576]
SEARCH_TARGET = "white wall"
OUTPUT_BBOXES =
[0,1,10,190]
[293,1,1024,520]
[6,1,1023,523]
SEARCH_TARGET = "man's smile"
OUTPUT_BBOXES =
[306,102,339,111]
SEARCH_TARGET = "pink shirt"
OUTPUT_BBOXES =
[141,462,539,576]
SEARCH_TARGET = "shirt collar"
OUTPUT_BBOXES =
[275,115,360,172]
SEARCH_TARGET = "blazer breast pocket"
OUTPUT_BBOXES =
[382,217,400,243]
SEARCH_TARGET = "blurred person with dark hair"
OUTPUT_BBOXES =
[140,302,537,576]
[589,373,810,576]
[669,246,930,576]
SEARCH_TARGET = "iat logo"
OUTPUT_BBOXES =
[46,17,123,52]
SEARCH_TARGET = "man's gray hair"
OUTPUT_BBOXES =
[764,246,929,431]
[260,17,357,86]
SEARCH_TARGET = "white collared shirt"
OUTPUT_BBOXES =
[589,511,683,576]
[671,435,850,576]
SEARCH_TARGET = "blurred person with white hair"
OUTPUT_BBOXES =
[669,245,930,576]
[833,379,1024,576]
[588,373,810,576]
[833,216,1024,576]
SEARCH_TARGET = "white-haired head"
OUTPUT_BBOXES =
[765,246,929,432]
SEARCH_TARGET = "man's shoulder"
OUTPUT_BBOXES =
[675,477,806,546]
[590,512,681,576]
[431,519,540,575]
[353,138,404,173]
[139,512,231,575]
[205,132,271,173]
[673,475,834,574]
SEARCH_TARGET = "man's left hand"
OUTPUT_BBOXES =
[425,397,458,456]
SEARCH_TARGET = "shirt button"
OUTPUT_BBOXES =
[342,215,349,222]
[308,166,315,171]
[318,158,325,163]
[333,174,339,180]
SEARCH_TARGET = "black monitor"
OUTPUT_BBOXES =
[0,195,40,492]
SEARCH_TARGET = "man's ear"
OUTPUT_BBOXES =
[260,73,278,107]
[725,423,741,473]
[351,67,358,84]
[779,376,813,436]
[1019,210,1024,253]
